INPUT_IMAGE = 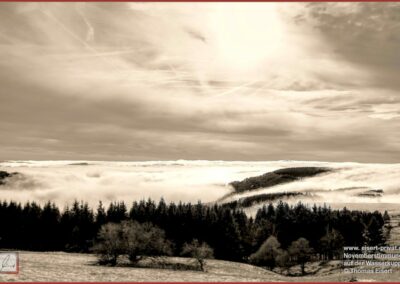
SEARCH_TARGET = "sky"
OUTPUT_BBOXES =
[0,2,399,163]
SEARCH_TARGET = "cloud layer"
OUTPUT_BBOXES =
[1,160,400,211]
[0,3,399,162]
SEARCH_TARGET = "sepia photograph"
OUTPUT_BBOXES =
[0,2,400,282]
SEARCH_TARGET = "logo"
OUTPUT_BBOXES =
[0,252,18,274]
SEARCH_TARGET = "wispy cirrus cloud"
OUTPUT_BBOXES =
[0,2,399,162]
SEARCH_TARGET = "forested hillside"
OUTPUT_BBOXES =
[0,199,387,267]
[229,167,331,193]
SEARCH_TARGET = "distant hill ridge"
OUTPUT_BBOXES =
[0,170,19,185]
[229,167,332,193]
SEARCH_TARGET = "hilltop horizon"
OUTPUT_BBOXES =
[2,159,399,165]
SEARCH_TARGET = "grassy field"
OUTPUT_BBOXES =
[1,251,400,282]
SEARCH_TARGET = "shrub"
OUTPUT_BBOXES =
[275,249,291,273]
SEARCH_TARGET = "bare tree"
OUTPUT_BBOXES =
[249,236,281,269]
[121,221,172,264]
[181,239,214,271]
[91,223,124,265]
[288,237,313,275]
[92,221,172,266]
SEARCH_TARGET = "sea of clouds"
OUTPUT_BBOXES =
[0,160,399,211]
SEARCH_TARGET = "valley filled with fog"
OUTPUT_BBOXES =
[1,160,399,213]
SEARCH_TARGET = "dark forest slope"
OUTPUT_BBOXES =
[229,167,332,193]
[0,170,18,185]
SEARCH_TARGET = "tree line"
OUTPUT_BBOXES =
[0,199,389,269]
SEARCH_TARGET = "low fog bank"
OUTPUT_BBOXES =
[224,163,400,205]
[0,160,399,209]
